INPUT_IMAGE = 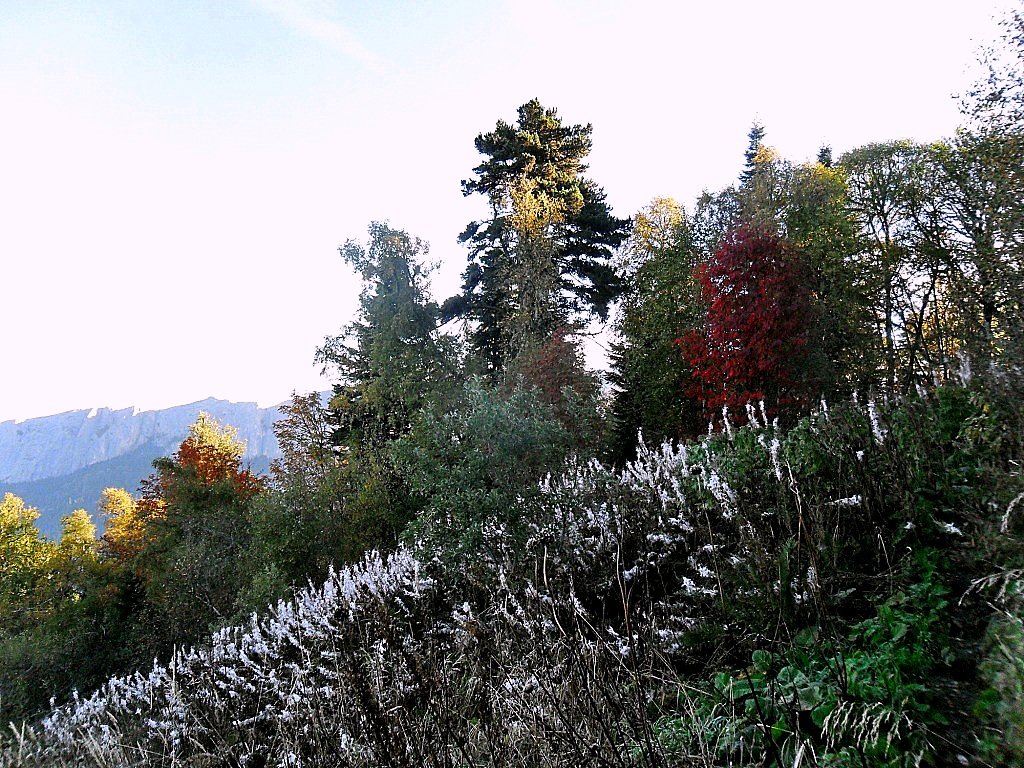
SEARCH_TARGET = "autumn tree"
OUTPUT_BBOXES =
[134,413,264,648]
[505,326,602,452]
[49,509,99,600]
[99,486,145,562]
[445,99,629,371]
[680,227,815,424]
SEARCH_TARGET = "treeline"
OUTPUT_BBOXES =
[1,7,1023,762]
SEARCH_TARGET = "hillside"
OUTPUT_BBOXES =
[4,387,1021,767]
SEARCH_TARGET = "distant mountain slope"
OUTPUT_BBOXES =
[0,398,280,483]
[0,398,284,538]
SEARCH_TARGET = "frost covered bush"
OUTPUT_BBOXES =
[5,549,437,766]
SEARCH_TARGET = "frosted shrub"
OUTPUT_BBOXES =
[8,549,433,765]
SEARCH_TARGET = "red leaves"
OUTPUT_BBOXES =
[678,227,813,425]
[175,440,264,500]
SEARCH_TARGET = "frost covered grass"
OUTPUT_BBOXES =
[3,386,1018,767]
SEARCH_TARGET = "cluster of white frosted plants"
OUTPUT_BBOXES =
[19,548,431,765]
[520,433,767,658]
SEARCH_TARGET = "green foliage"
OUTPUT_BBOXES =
[318,222,455,452]
[133,413,263,652]
[609,197,703,457]
[288,223,460,601]
[656,555,952,767]
[975,582,1024,764]
[7,26,1024,761]
[786,160,877,393]
[0,497,131,724]
[0,493,53,620]
[396,377,579,570]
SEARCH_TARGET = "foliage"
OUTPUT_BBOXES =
[131,413,264,653]
[785,158,877,393]
[661,556,951,767]
[609,197,703,457]
[5,40,1024,763]
[99,486,145,562]
[317,222,456,452]
[506,326,602,447]
[679,226,816,425]
[0,499,131,724]
[0,493,53,621]
[5,384,1017,766]
[974,575,1024,763]
[395,377,579,570]
[305,223,459,603]
[236,392,350,609]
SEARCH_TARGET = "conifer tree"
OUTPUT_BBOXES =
[318,222,455,450]
[446,99,629,371]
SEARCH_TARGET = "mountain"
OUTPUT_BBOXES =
[0,398,284,538]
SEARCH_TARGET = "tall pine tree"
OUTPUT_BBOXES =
[444,99,629,372]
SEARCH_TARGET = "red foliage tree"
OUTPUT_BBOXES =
[678,227,814,426]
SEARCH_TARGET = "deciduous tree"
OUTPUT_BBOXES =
[679,227,815,424]
[609,197,703,456]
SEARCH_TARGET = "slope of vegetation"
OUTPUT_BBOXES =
[2,6,1024,765]
[3,386,1022,766]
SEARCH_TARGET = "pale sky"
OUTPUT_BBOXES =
[0,0,1013,423]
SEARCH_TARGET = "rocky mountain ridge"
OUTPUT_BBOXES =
[0,398,281,484]
[0,397,286,537]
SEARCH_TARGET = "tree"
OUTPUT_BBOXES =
[307,224,457,587]
[963,5,1024,132]
[395,377,575,571]
[936,132,1024,366]
[446,99,629,370]
[839,141,928,390]
[0,497,124,724]
[741,122,767,183]
[956,10,1024,369]
[609,197,703,456]
[786,157,877,393]
[738,123,792,228]
[679,227,815,424]
[99,486,145,562]
[318,222,456,452]
[51,509,99,598]
[507,326,602,451]
[0,493,52,625]
[134,413,264,647]
[238,392,356,609]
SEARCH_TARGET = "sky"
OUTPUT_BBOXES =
[0,0,1014,423]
